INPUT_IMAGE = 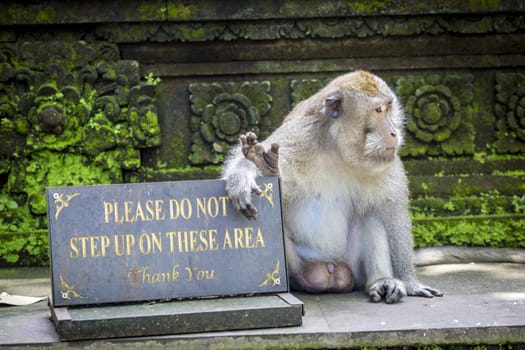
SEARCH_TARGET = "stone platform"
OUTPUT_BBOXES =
[1,259,524,349]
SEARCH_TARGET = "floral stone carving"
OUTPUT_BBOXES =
[189,81,271,165]
[97,14,525,43]
[290,78,330,107]
[0,40,160,223]
[495,73,525,153]
[396,74,475,157]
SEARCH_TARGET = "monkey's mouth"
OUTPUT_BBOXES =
[376,147,396,160]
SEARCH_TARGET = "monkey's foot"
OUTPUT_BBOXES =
[368,278,407,304]
[241,132,280,176]
[406,282,443,298]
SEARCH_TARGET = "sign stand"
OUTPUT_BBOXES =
[46,178,303,340]
[50,293,303,341]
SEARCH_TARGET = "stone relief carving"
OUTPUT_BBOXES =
[495,73,525,154]
[396,74,475,157]
[189,81,271,165]
[95,14,525,43]
[0,41,160,217]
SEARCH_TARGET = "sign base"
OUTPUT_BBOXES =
[50,293,303,341]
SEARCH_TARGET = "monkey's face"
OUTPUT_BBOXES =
[362,93,404,161]
[322,71,404,171]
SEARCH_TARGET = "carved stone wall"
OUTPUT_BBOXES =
[0,1,524,264]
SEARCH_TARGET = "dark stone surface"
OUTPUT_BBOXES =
[50,293,303,341]
[47,177,287,306]
[0,259,524,348]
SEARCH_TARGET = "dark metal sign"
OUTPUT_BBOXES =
[46,177,287,306]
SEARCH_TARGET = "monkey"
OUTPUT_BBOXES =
[222,70,442,303]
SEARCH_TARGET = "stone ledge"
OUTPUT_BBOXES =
[1,253,524,349]
[1,0,524,25]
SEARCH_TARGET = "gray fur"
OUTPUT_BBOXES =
[222,71,442,303]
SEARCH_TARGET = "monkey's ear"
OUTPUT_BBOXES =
[322,92,343,119]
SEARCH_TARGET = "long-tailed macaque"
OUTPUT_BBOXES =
[222,70,442,303]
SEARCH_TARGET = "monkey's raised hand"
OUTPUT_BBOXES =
[241,132,280,177]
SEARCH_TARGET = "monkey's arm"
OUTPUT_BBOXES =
[356,214,407,303]
[222,142,262,220]
[241,132,280,177]
[382,202,443,298]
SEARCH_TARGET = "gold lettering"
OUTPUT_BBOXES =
[155,200,165,220]
[207,197,219,218]
[139,233,151,254]
[134,201,146,222]
[180,198,192,219]
[89,236,100,257]
[219,196,229,216]
[189,230,198,252]
[178,231,189,252]
[114,234,135,256]
[100,235,110,256]
[103,202,113,223]
[208,229,219,250]
[220,227,266,250]
[151,232,162,253]
[234,228,244,249]
[169,199,179,219]
[196,197,227,219]
[124,201,133,222]
[69,237,79,258]
[245,227,254,248]
[114,234,125,256]
[255,227,265,248]
[166,231,176,253]
[196,197,206,219]
[78,236,89,257]
[145,200,155,221]
[126,234,135,255]
[222,229,232,250]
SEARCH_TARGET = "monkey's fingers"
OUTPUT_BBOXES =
[252,143,279,176]
[241,133,262,161]
[265,144,279,163]
[245,132,258,146]
[242,143,257,161]
[369,286,383,303]
[233,188,260,220]
[368,278,406,304]
[241,204,258,221]
[240,134,248,145]
[409,284,443,298]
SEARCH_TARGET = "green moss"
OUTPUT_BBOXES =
[137,4,165,21]
[7,4,57,24]
[34,5,56,24]
[413,216,525,248]
[170,133,189,168]
[348,0,391,13]
[8,151,119,216]
[0,231,48,266]
[178,25,211,41]
[127,166,222,183]
[167,3,194,20]
[469,0,501,9]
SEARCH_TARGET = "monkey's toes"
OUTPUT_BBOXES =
[368,278,407,304]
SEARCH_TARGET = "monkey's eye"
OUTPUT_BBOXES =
[375,106,383,113]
